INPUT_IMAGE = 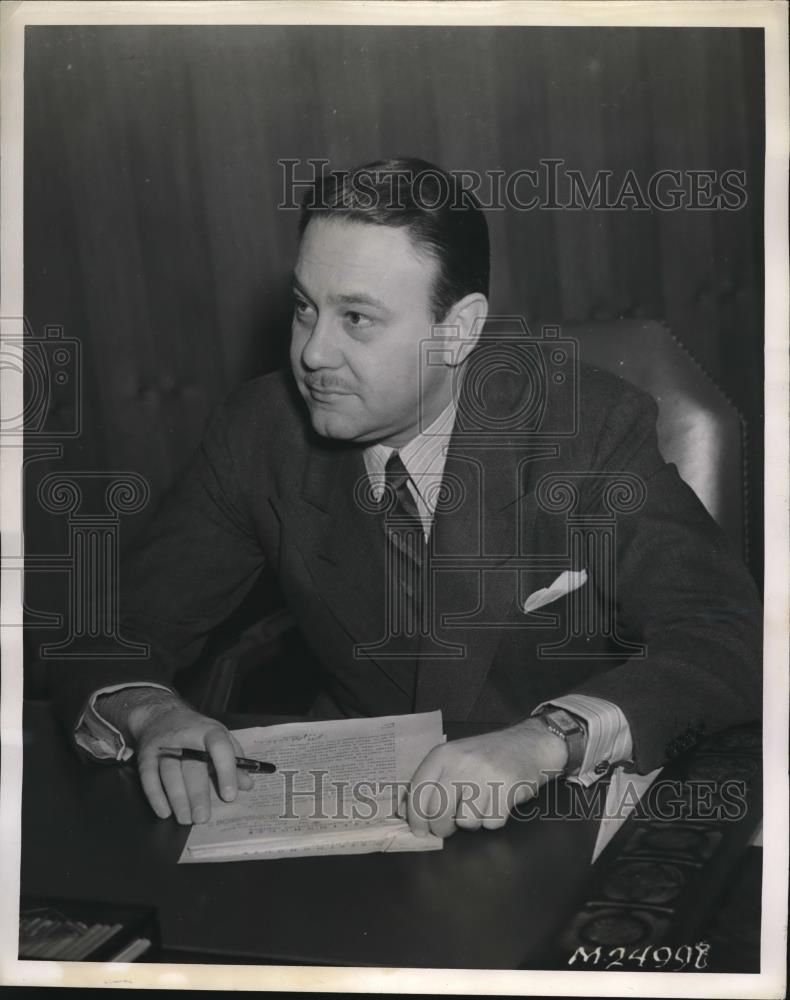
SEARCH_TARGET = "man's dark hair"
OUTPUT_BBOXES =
[298,157,490,321]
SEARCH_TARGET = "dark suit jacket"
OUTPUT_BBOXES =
[52,356,762,774]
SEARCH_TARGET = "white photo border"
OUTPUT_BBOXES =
[1,2,787,996]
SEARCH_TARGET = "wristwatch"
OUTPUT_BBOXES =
[535,706,587,777]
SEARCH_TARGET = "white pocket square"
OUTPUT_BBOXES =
[522,569,588,614]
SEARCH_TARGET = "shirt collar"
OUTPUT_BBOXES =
[363,397,457,507]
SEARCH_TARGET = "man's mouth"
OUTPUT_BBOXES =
[304,377,353,399]
[309,387,346,401]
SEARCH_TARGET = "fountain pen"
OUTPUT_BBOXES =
[159,746,276,773]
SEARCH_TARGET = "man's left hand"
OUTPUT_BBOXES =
[406,718,569,838]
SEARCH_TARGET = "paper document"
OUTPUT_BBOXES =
[179,710,446,862]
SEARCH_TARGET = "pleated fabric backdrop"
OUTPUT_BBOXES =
[22,26,764,689]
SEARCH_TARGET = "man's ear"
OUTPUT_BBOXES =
[438,293,488,367]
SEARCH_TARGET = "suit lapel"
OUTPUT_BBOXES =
[414,430,559,719]
[278,438,417,696]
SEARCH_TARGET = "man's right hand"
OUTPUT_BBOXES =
[99,689,253,824]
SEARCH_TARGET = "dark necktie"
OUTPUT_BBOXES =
[382,452,427,638]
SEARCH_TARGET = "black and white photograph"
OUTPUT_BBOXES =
[1,1,787,995]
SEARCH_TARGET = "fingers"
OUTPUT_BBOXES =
[455,784,488,831]
[139,743,246,826]
[407,751,443,837]
[426,780,459,838]
[158,756,217,826]
[182,760,211,823]
[408,756,465,838]
[411,774,495,837]
[138,748,172,820]
[204,725,240,801]
[136,713,254,823]
[481,812,508,831]
[159,756,192,825]
[230,733,254,791]
[407,750,533,838]
[138,746,198,824]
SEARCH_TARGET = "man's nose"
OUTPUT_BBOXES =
[299,314,341,371]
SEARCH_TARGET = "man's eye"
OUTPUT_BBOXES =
[345,311,372,328]
[294,299,313,318]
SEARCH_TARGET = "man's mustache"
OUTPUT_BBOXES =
[303,373,356,393]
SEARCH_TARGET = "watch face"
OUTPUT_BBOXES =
[547,708,584,736]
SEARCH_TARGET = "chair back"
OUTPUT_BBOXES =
[565,319,745,560]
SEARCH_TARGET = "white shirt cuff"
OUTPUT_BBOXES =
[74,682,174,761]
[533,693,633,787]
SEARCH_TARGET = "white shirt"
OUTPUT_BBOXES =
[363,397,457,536]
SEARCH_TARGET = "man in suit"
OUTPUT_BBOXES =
[58,158,762,837]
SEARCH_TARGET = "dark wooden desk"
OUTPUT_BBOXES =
[19,702,762,969]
